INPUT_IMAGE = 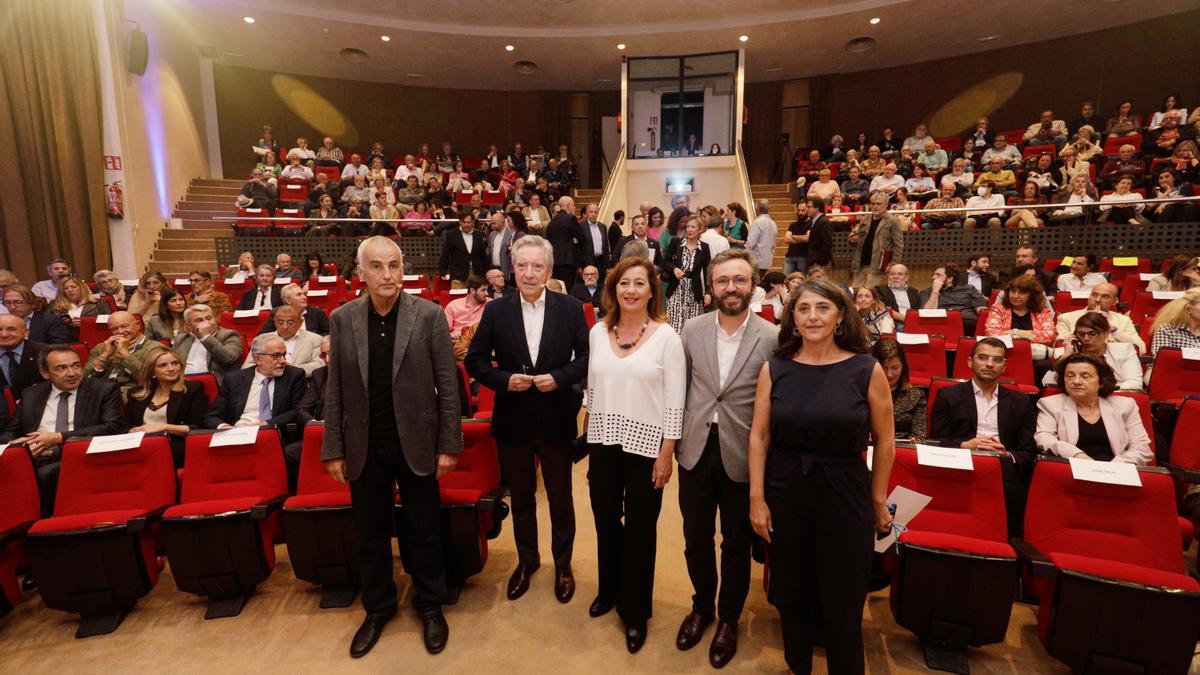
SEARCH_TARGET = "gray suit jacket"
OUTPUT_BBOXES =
[486,228,515,278]
[321,293,462,479]
[172,328,245,382]
[242,329,323,376]
[677,312,779,482]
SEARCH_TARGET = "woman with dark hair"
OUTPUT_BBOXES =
[872,337,926,441]
[1035,353,1152,465]
[1045,311,1142,389]
[748,279,895,674]
[1148,254,1200,292]
[853,286,894,341]
[664,214,711,333]
[1105,100,1140,138]
[983,275,1056,358]
[724,202,749,248]
[145,287,188,341]
[507,209,529,241]
[302,251,327,280]
[585,255,686,653]
[660,206,688,252]
[125,347,209,467]
[646,206,666,245]
[1148,93,1186,131]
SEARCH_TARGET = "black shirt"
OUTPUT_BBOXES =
[1010,311,1033,331]
[807,216,833,266]
[786,218,810,258]
[1075,413,1114,462]
[367,300,401,447]
[859,216,881,267]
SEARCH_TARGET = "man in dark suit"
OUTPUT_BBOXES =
[966,253,997,298]
[466,234,589,604]
[611,214,663,275]
[0,345,125,515]
[3,285,70,345]
[236,265,283,311]
[257,284,330,336]
[875,263,923,330]
[0,315,46,401]
[438,212,488,287]
[929,338,1037,537]
[577,202,610,283]
[569,266,604,317]
[484,268,510,300]
[323,236,462,658]
[546,196,583,285]
[300,337,330,421]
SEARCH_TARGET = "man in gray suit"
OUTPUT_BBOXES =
[322,236,462,659]
[173,304,244,382]
[674,249,778,668]
[485,210,515,283]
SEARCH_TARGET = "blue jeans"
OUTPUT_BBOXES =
[784,257,807,276]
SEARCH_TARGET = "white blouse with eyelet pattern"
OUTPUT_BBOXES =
[586,321,686,458]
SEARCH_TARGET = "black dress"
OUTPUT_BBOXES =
[765,353,876,675]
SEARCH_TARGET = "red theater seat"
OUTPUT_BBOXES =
[951,337,1038,393]
[1128,290,1178,325]
[1166,398,1200,542]
[1098,257,1150,283]
[304,289,340,315]
[314,165,340,183]
[219,310,270,340]
[273,208,306,236]
[185,373,219,405]
[1148,348,1200,407]
[214,278,251,308]
[77,315,112,350]
[235,208,271,236]
[26,435,177,637]
[0,446,40,618]
[1052,291,1089,314]
[903,310,964,346]
[897,335,946,388]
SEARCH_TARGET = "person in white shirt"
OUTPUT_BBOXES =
[280,155,314,182]
[868,163,904,198]
[699,210,731,257]
[287,137,316,167]
[242,305,322,376]
[1098,175,1150,225]
[744,200,778,274]
[1047,174,1097,226]
[1022,109,1069,151]
[939,158,975,195]
[980,137,1021,170]
[31,258,72,303]
[963,181,1006,229]
[901,124,931,156]
[340,154,368,182]
[395,155,424,184]
[1055,282,1145,353]
[0,269,17,315]
[1056,254,1108,293]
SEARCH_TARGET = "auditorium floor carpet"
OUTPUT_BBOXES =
[2,460,1197,674]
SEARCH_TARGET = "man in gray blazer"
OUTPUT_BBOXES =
[173,304,244,383]
[322,236,462,659]
[674,249,778,668]
[485,210,515,282]
[241,305,323,376]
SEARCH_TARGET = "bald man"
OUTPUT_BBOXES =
[546,196,584,283]
[83,311,158,394]
[1054,282,1145,353]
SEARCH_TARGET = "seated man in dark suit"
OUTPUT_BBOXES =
[0,314,46,402]
[257,283,329,336]
[875,263,922,330]
[0,344,125,515]
[300,336,330,421]
[236,265,283,312]
[929,338,1037,537]
[569,265,605,318]
[485,268,510,300]
[438,212,488,288]
[611,214,663,276]
[204,334,308,490]
[3,285,70,345]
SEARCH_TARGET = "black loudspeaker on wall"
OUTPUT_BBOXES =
[127,29,148,76]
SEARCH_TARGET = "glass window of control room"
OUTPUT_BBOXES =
[627,52,738,159]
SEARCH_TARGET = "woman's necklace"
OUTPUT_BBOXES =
[612,318,650,350]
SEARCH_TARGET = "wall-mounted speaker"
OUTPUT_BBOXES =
[127,29,148,76]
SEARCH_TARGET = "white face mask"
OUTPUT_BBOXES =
[977,187,989,197]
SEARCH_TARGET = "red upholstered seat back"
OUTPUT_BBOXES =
[888,446,1009,544]
[181,430,287,504]
[474,385,495,419]
[1098,257,1149,283]
[185,374,219,406]
[1169,398,1200,469]
[1111,391,1154,456]
[54,436,177,517]
[219,310,270,337]
[925,377,966,433]
[903,310,963,344]
[1023,460,1184,574]
[77,316,111,350]
[952,338,1036,390]
[439,421,499,502]
[1052,292,1089,314]
[0,446,40,531]
[1129,291,1174,325]
[898,335,946,387]
[1148,349,1200,405]
[295,423,346,497]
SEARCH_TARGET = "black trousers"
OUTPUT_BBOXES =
[678,430,752,623]
[349,440,447,616]
[767,461,873,675]
[33,451,61,517]
[1000,456,1028,538]
[588,444,663,625]
[498,436,575,568]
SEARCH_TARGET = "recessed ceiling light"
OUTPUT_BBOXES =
[738,35,749,42]
[243,16,255,24]
[505,44,515,51]
[869,17,881,24]
[617,43,626,50]
[598,78,613,83]
[765,67,783,73]
[977,34,1001,42]
[406,73,424,78]
[380,35,390,42]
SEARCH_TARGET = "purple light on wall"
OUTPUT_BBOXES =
[137,49,172,220]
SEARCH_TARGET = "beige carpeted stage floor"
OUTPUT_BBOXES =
[1,460,1196,673]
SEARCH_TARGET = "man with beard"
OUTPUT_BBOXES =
[672,249,778,668]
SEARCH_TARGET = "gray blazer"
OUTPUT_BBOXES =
[321,293,462,480]
[242,329,324,376]
[172,327,245,382]
[677,312,779,482]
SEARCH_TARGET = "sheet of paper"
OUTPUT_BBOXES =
[209,425,261,447]
[1112,257,1138,266]
[1069,457,1141,487]
[402,275,420,281]
[96,314,109,324]
[306,290,329,297]
[1069,290,1090,299]
[1182,347,1200,361]
[916,443,974,471]
[273,278,290,285]
[1152,291,1183,300]
[874,485,933,553]
[87,432,145,454]
[1139,273,1158,281]
[917,309,947,318]
[233,309,261,318]
[404,288,422,294]
[174,279,191,286]
[866,446,873,471]
[895,332,929,345]
[1060,256,1074,267]
[318,275,338,283]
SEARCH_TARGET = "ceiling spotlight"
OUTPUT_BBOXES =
[243,16,255,24]
[738,35,749,42]
[505,44,515,51]
[765,67,783,73]
[617,43,626,50]
[380,35,391,42]
[977,34,1001,42]
[869,17,881,24]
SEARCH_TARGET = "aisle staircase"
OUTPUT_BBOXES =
[147,178,240,277]
[749,183,796,271]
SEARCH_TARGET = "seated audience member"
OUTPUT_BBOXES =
[127,271,168,317]
[340,153,368,183]
[144,286,187,341]
[1055,253,1106,292]
[486,267,510,300]
[1105,100,1140,138]
[940,157,974,197]
[341,197,368,233]
[859,146,885,178]
[983,276,1056,359]
[1149,117,1184,158]
[838,149,861,179]
[868,163,904,199]
[1070,101,1105,137]
[366,157,389,184]
[854,286,894,341]
[1098,175,1150,225]
[1055,146,1092,187]
[929,338,1037,536]
[1148,254,1200,292]
[173,304,244,382]
[916,140,948,175]
[876,263,920,329]
[0,314,47,400]
[83,311,156,394]
[125,347,207,468]
[1044,312,1142,390]
[1171,141,1200,182]
[240,168,278,212]
[1023,153,1060,197]
[184,270,232,315]
[963,180,1005,229]
[806,168,841,203]
[305,178,337,213]
[4,285,70,345]
[962,117,994,160]
[1046,174,1097,226]
[366,142,393,171]
[93,269,134,310]
[964,254,996,297]
[974,157,1017,195]
[1068,126,1103,162]
[341,174,371,205]
[1149,169,1199,223]
[287,137,316,167]
[872,337,926,441]
[0,269,15,313]
[890,188,915,230]
[368,193,400,236]
[570,265,603,315]
[1056,282,1145,354]
[225,251,256,281]
[299,252,328,283]
[824,134,846,161]
[1023,109,1069,150]
[1005,181,1049,229]
[254,126,280,162]
[446,160,473,193]
[244,305,323,376]
[394,154,425,184]
[921,183,965,229]
[275,254,304,281]
[1013,245,1058,296]
[1148,289,1200,357]
[395,175,425,209]
[1036,354,1152,465]
[1147,93,1187,131]
[444,276,490,359]
[876,127,901,158]
[306,194,341,237]
[238,265,282,311]
[299,336,329,421]
[981,136,1021,170]
[368,176,396,207]
[32,259,73,303]
[839,165,871,206]
[903,164,937,202]
[49,277,106,341]
[522,194,551,232]
[259,283,329,336]
[920,264,989,335]
[0,344,125,515]
[256,151,283,178]
[1099,144,1145,188]
[280,154,314,182]
[902,124,932,156]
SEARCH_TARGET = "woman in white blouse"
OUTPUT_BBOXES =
[585,255,686,654]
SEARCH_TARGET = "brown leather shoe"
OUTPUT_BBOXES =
[506,562,540,601]
[708,621,738,668]
[675,611,714,650]
[554,566,575,603]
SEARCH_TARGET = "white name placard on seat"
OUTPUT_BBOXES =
[88,432,145,454]
[306,290,329,297]
[916,444,974,471]
[917,309,946,318]
[448,288,468,296]
[120,279,138,287]
[1069,290,1090,299]
[233,309,261,318]
[273,278,290,285]
[1182,347,1200,361]
[402,275,420,281]
[895,332,929,345]
[1151,291,1183,300]
[174,279,191,286]
[1139,273,1158,281]
[318,275,338,283]
[1069,457,1141,487]
[874,485,933,553]
[210,426,260,447]
[96,314,109,324]
[404,288,422,294]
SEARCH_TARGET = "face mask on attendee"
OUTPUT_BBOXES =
[977,187,989,197]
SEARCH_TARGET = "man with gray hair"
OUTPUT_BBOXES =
[849,190,903,288]
[259,283,330,336]
[744,199,778,276]
[547,195,583,284]
[237,264,282,311]
[173,303,244,382]
[0,269,17,315]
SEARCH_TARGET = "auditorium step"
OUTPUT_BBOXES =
[147,177,242,278]
[749,183,800,274]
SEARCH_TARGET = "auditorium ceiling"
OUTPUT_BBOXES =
[173,0,1190,89]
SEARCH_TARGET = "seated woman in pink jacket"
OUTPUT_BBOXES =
[983,275,1056,359]
[1035,353,1153,465]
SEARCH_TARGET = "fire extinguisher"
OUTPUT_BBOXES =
[106,181,124,219]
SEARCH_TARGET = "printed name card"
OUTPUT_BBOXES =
[916,444,974,471]
[874,486,933,553]
[1069,457,1141,487]
[96,314,110,324]
[88,432,145,454]
[917,309,946,318]
[980,333,1013,348]
[404,288,422,294]
[233,309,261,318]
[1139,273,1159,281]
[274,278,290,285]
[1182,347,1200,361]
[318,275,338,283]
[448,289,468,296]
[1070,290,1090,299]
[402,275,420,281]
[306,290,329,297]
[1112,257,1139,267]
[1151,291,1184,300]
[174,279,191,286]
[895,332,929,345]
[210,426,260,447]
[120,279,138,287]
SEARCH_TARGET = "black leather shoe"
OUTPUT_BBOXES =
[506,561,540,601]
[349,612,393,658]
[554,566,575,603]
[625,623,648,654]
[588,596,614,618]
[708,621,738,668]
[675,611,714,650]
[420,610,449,654]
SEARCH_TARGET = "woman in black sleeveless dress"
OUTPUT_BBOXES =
[747,279,896,674]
